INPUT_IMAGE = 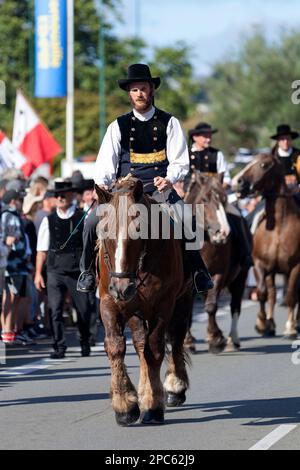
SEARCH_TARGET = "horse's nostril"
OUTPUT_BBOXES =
[124,283,136,300]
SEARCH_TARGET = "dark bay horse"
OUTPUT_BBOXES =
[185,173,249,354]
[95,177,193,426]
[233,153,300,338]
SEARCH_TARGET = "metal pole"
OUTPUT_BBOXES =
[66,0,74,170]
[98,0,106,144]
[134,0,140,60]
[28,0,34,97]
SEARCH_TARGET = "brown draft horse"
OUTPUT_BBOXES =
[95,177,193,426]
[184,172,249,354]
[233,153,300,338]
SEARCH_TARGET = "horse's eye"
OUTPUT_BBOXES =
[261,163,266,168]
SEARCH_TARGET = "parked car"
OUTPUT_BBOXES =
[233,148,253,165]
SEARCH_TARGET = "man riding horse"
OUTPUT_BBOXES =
[187,122,252,270]
[246,124,300,231]
[188,122,231,188]
[77,64,213,294]
[271,124,300,195]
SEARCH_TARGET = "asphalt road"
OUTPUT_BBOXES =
[0,296,300,450]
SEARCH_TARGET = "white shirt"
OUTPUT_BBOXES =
[191,144,232,185]
[94,106,189,186]
[37,205,76,252]
[277,147,293,157]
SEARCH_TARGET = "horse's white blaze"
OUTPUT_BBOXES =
[216,202,231,237]
[115,226,126,273]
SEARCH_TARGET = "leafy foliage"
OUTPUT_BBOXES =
[0,0,198,171]
[205,29,300,155]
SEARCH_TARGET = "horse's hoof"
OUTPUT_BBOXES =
[165,391,186,407]
[208,337,227,355]
[226,342,240,352]
[184,344,196,354]
[115,403,140,427]
[255,325,266,336]
[184,333,196,354]
[141,408,164,425]
[263,329,276,338]
[283,333,298,341]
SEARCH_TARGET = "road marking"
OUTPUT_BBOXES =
[249,425,298,450]
[0,343,124,377]
[0,358,73,377]
[194,300,254,323]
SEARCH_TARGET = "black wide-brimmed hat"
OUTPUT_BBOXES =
[53,181,75,194]
[82,179,95,191]
[118,64,161,91]
[271,124,299,140]
[189,122,218,138]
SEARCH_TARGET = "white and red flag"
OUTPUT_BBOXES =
[0,131,26,172]
[12,90,62,177]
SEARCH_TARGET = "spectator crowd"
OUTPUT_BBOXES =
[0,169,98,351]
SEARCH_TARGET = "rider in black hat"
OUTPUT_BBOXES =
[77,63,213,294]
[188,122,252,270]
[188,122,231,187]
[271,124,300,189]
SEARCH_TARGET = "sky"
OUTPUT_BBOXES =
[111,0,300,75]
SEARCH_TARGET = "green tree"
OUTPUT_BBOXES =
[205,29,300,156]
[0,1,198,168]
[150,42,199,120]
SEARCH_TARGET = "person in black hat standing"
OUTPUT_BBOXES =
[34,181,91,359]
[188,122,231,187]
[271,124,300,189]
[77,63,213,294]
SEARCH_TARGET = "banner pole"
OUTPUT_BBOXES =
[66,0,74,172]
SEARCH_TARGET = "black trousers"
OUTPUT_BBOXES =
[47,271,91,351]
[79,189,209,275]
[80,208,99,274]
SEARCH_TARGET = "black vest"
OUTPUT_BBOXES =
[189,147,218,173]
[47,209,84,273]
[274,147,300,182]
[117,108,172,193]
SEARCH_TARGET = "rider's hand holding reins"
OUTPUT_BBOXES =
[154,177,173,193]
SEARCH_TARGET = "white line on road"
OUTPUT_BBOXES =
[0,341,131,378]
[249,425,298,450]
[0,358,73,376]
[194,300,255,323]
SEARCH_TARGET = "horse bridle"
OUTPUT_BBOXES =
[99,182,167,290]
[101,238,147,282]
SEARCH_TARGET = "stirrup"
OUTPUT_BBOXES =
[193,270,214,294]
[77,270,96,293]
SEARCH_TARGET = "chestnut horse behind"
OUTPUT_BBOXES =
[185,173,249,353]
[234,153,300,338]
[95,177,193,426]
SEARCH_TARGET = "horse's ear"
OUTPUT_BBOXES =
[133,179,143,202]
[95,184,112,204]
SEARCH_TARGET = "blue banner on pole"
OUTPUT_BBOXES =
[34,0,67,98]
